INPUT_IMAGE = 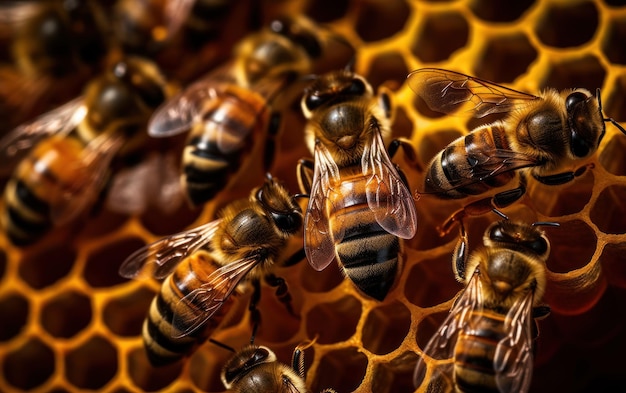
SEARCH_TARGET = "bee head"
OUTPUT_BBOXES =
[221,345,276,388]
[565,89,604,158]
[485,221,551,259]
[301,70,371,117]
[255,175,303,234]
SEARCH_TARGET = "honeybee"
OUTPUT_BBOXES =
[407,68,626,234]
[297,69,418,301]
[413,220,553,393]
[0,56,169,246]
[0,0,109,132]
[148,15,342,206]
[118,175,303,366]
[220,340,337,392]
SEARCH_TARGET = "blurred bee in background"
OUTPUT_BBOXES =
[118,174,303,366]
[413,220,553,393]
[297,69,417,301]
[407,68,626,236]
[148,15,350,207]
[0,0,109,133]
[111,0,254,83]
[0,56,170,246]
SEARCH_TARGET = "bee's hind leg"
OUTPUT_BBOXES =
[265,273,298,318]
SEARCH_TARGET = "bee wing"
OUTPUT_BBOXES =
[363,129,417,239]
[148,66,233,137]
[163,0,196,39]
[171,254,260,338]
[303,143,342,271]
[413,272,484,391]
[48,132,124,226]
[119,219,222,279]
[493,290,535,393]
[407,68,539,118]
[106,151,185,215]
[0,97,86,176]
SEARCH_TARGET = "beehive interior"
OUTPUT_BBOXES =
[1,0,626,392]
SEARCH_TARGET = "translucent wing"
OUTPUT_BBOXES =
[494,290,535,393]
[362,129,417,239]
[148,65,233,137]
[48,132,123,226]
[119,219,222,279]
[171,254,260,338]
[425,146,541,194]
[303,142,342,271]
[0,97,86,176]
[407,68,539,118]
[163,0,196,40]
[413,272,483,391]
[106,151,185,215]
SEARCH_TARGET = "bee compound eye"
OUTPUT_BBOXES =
[304,93,325,112]
[570,129,591,157]
[565,91,587,113]
[346,78,366,96]
[528,237,549,255]
[271,211,302,233]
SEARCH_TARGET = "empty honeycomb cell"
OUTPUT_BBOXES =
[590,185,626,234]
[599,242,626,288]
[127,346,183,391]
[64,335,118,389]
[404,255,461,308]
[365,52,409,91]
[603,74,626,122]
[598,135,626,176]
[18,243,75,289]
[361,301,411,355]
[472,33,538,83]
[542,54,606,92]
[102,285,154,337]
[371,352,420,393]
[468,0,536,22]
[535,1,599,48]
[527,169,594,217]
[0,292,28,341]
[310,347,368,393]
[411,11,469,63]
[354,0,410,42]
[3,337,55,390]
[305,295,361,344]
[390,106,414,141]
[83,236,146,287]
[602,15,626,64]
[544,220,596,273]
[40,290,92,338]
[414,311,447,352]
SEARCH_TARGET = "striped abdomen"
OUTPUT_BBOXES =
[143,250,237,366]
[453,309,507,393]
[327,168,401,301]
[182,84,269,206]
[425,125,515,199]
[1,136,89,246]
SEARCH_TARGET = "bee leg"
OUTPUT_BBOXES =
[531,163,594,186]
[388,137,421,171]
[262,111,281,171]
[438,196,512,236]
[264,273,298,318]
[297,158,315,194]
[248,279,263,329]
[452,220,469,282]
[282,247,306,267]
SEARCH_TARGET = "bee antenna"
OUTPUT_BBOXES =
[344,56,356,72]
[532,221,560,228]
[250,321,259,345]
[597,88,626,136]
[491,208,509,220]
[209,338,236,354]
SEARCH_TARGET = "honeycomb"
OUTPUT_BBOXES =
[1,0,626,392]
